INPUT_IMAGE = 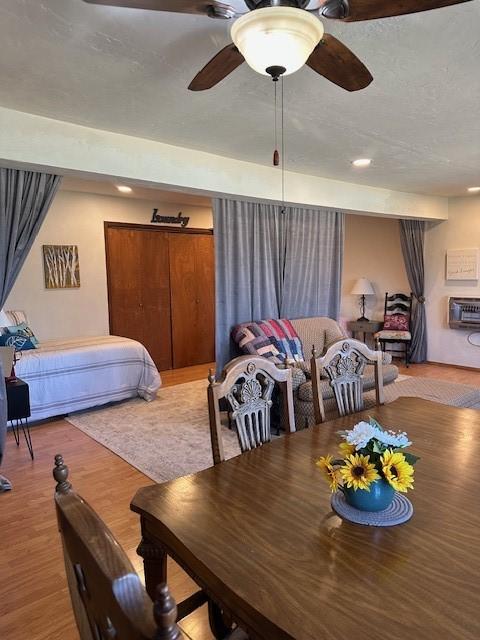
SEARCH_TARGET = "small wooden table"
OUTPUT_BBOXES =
[347,319,382,346]
[131,398,480,640]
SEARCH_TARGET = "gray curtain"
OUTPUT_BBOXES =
[281,207,344,319]
[0,168,62,308]
[213,199,287,370]
[399,219,427,362]
[0,363,6,466]
[213,199,345,370]
[0,168,61,476]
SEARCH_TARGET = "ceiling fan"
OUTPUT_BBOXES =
[83,0,472,92]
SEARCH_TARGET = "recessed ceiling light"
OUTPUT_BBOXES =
[352,158,372,168]
[467,186,480,193]
[116,185,132,193]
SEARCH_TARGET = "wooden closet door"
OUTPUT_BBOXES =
[105,225,172,370]
[169,233,215,368]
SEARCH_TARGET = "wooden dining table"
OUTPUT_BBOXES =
[130,397,480,640]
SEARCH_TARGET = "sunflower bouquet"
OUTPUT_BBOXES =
[316,418,419,504]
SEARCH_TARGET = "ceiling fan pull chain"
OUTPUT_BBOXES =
[281,75,286,214]
[273,80,279,166]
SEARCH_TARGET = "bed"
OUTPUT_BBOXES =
[14,335,161,422]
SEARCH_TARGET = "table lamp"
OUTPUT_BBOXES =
[350,278,375,321]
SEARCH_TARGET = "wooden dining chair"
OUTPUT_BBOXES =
[311,338,384,424]
[208,356,296,464]
[52,454,184,640]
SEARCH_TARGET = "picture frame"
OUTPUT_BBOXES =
[42,245,80,289]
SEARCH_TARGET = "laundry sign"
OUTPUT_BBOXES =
[446,248,479,281]
[150,209,190,228]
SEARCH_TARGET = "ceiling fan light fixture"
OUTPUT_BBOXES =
[231,7,324,77]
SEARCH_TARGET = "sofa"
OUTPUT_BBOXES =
[232,316,399,429]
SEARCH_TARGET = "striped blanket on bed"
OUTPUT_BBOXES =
[15,335,161,422]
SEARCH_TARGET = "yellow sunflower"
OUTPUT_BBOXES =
[339,441,356,458]
[340,453,380,491]
[316,455,340,493]
[381,450,414,493]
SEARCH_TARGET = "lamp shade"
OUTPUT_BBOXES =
[350,278,375,296]
[231,7,324,77]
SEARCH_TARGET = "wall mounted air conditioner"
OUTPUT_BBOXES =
[448,297,480,329]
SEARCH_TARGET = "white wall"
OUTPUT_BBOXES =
[7,191,413,342]
[5,190,212,341]
[425,197,480,367]
[341,214,409,322]
[0,106,448,221]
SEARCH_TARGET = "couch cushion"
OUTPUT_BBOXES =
[297,363,399,402]
[290,317,345,361]
[375,330,411,341]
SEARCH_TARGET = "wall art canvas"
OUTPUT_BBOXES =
[43,245,80,289]
[446,248,479,281]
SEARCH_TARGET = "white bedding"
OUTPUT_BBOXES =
[15,335,161,421]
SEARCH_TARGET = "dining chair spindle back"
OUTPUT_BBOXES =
[208,356,296,464]
[311,338,384,423]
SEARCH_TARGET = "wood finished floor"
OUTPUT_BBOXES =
[1,360,479,640]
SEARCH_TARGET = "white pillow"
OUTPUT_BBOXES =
[0,309,9,327]
[0,309,27,327]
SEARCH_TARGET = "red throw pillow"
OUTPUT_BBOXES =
[383,314,409,331]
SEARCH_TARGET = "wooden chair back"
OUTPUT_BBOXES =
[384,292,412,325]
[53,454,183,640]
[208,356,295,464]
[311,339,384,423]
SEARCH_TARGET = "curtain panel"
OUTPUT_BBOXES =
[399,219,427,362]
[213,199,287,370]
[281,207,344,319]
[0,359,9,490]
[0,168,61,477]
[0,359,6,466]
[213,198,345,370]
[0,168,62,308]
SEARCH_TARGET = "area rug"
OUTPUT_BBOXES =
[66,375,480,484]
[66,379,240,483]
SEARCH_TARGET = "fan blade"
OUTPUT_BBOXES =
[82,0,236,18]
[338,0,473,22]
[189,44,244,91]
[306,34,373,92]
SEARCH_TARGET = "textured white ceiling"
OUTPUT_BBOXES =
[1,0,479,196]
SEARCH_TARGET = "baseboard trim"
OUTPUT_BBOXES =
[426,360,480,373]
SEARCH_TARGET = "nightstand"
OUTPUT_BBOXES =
[6,378,33,460]
[347,320,383,347]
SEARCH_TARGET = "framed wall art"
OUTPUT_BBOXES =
[43,245,80,289]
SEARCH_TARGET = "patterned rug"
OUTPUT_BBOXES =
[66,379,240,483]
[66,375,480,483]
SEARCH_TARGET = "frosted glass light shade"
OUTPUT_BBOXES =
[231,7,324,77]
[350,278,375,296]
